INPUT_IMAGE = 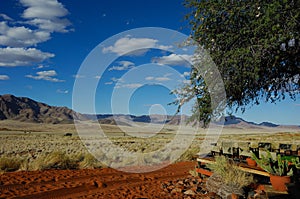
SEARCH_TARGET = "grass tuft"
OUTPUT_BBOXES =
[0,156,22,172]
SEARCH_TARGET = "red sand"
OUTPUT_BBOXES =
[0,161,196,199]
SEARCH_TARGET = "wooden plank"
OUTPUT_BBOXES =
[237,166,270,177]
[196,168,213,176]
[196,157,214,164]
[197,157,270,177]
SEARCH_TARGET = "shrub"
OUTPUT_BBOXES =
[78,153,103,169]
[32,151,78,170]
[207,156,254,189]
[0,156,22,172]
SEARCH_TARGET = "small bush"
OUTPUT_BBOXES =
[207,156,254,189]
[78,153,102,169]
[0,156,22,172]
[33,151,78,170]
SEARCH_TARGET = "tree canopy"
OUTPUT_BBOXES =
[179,0,300,126]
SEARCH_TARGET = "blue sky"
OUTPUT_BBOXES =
[0,0,299,125]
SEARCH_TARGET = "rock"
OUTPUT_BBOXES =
[167,185,175,190]
[171,188,182,194]
[178,180,184,185]
[184,189,195,195]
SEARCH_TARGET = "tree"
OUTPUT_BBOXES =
[178,0,300,126]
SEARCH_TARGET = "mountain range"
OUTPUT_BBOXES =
[0,94,85,124]
[0,94,298,128]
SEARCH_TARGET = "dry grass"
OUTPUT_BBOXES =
[32,151,78,170]
[0,156,22,172]
[207,156,254,189]
[0,151,106,172]
[78,153,104,169]
[0,121,299,173]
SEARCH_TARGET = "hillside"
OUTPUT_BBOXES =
[83,114,189,126]
[0,94,85,124]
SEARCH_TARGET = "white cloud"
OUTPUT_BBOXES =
[145,76,154,81]
[111,77,123,82]
[0,0,71,67]
[108,61,135,71]
[102,36,172,56]
[104,77,123,85]
[0,75,9,80]
[0,14,13,21]
[35,64,47,69]
[95,75,101,79]
[183,72,190,77]
[26,70,64,82]
[116,83,142,89]
[145,73,172,82]
[155,77,171,81]
[21,0,69,19]
[152,54,193,67]
[73,74,85,78]
[0,22,51,47]
[57,89,68,94]
[20,0,71,33]
[180,71,190,78]
[0,47,54,67]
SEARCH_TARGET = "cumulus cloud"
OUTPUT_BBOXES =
[26,70,64,82]
[0,0,71,67]
[0,75,9,80]
[20,0,71,33]
[0,22,50,47]
[0,14,13,21]
[102,36,172,56]
[0,47,54,67]
[108,61,135,71]
[152,54,193,67]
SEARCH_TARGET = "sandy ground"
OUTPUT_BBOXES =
[0,161,196,199]
[0,121,299,198]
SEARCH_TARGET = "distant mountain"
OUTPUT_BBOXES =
[223,115,291,128]
[258,122,279,127]
[86,114,292,128]
[0,94,85,124]
[224,116,257,126]
[83,113,189,126]
[0,94,297,128]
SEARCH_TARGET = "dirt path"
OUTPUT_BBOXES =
[0,161,196,199]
